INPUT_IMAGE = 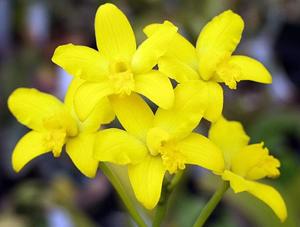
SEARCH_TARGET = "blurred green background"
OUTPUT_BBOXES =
[0,0,300,226]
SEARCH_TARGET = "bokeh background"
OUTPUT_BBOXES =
[0,0,300,226]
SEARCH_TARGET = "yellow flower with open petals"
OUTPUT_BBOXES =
[52,3,177,121]
[94,81,225,209]
[209,117,287,222]
[145,10,272,122]
[8,78,117,178]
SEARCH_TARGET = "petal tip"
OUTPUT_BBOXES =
[12,163,21,173]
[12,154,23,173]
[279,212,287,223]
[82,170,97,179]
[96,3,118,14]
[51,43,73,64]
[221,9,244,25]
[265,73,272,84]
[162,20,178,30]
[7,88,35,115]
[143,202,156,210]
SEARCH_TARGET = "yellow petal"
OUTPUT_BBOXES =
[65,78,115,132]
[153,81,207,140]
[74,81,114,121]
[247,181,287,222]
[52,44,109,81]
[94,128,148,164]
[64,77,85,110]
[196,10,244,80]
[144,23,198,70]
[66,133,98,178]
[131,21,177,74]
[134,70,174,109]
[178,133,225,173]
[223,55,272,84]
[12,131,50,172]
[146,127,170,156]
[209,117,249,167]
[81,99,115,132]
[143,23,160,36]
[222,170,287,222]
[203,82,223,122]
[8,88,77,134]
[128,155,166,209]
[231,143,280,180]
[158,56,199,83]
[222,170,248,192]
[109,93,154,141]
[95,3,136,60]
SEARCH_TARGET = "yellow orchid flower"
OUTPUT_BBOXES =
[8,78,116,178]
[144,10,272,122]
[52,3,177,121]
[209,117,287,222]
[94,81,225,209]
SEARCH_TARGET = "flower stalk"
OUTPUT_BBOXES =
[193,181,229,227]
[99,163,147,227]
[152,171,184,227]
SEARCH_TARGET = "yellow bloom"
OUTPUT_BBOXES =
[145,10,272,122]
[52,3,177,121]
[209,117,287,222]
[94,81,225,209]
[8,78,115,178]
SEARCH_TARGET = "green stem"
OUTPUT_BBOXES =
[193,181,229,227]
[99,163,147,227]
[152,171,184,227]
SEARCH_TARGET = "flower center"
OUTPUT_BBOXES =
[245,144,280,180]
[111,61,129,73]
[231,143,280,180]
[216,63,241,89]
[146,127,186,174]
[44,129,67,157]
[109,60,135,96]
[43,113,78,157]
[159,143,186,174]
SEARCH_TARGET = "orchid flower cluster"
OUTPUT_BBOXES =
[8,3,287,226]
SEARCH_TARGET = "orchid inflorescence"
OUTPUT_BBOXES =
[8,3,287,226]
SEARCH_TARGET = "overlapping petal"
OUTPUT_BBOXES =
[94,128,147,165]
[95,3,136,60]
[128,155,166,209]
[74,81,114,121]
[144,24,198,69]
[64,77,84,110]
[131,21,177,74]
[81,99,115,132]
[153,81,207,140]
[51,44,109,81]
[65,78,114,132]
[158,56,199,83]
[222,170,287,222]
[12,131,50,172]
[196,10,244,80]
[203,82,223,122]
[209,117,249,167]
[178,133,225,173]
[66,133,98,178]
[134,70,174,109]
[109,93,154,140]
